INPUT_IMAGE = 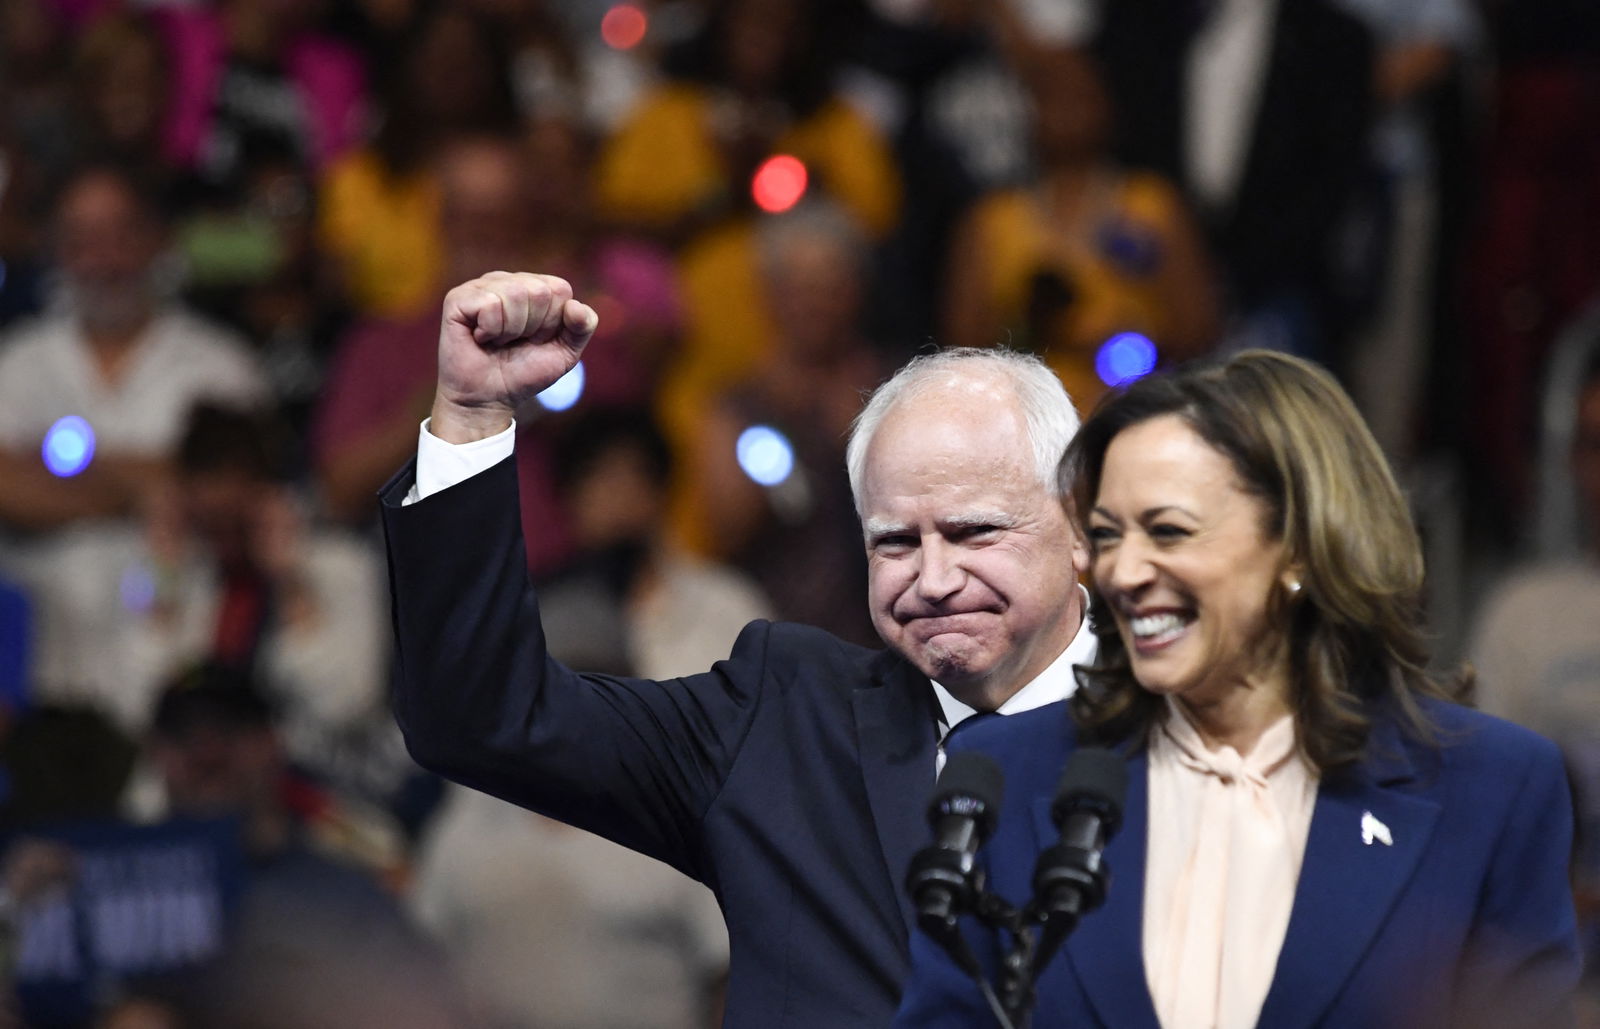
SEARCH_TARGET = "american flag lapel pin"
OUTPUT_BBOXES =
[1361,810,1392,846]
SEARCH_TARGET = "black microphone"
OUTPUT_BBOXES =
[1028,747,1127,976]
[907,752,1005,976]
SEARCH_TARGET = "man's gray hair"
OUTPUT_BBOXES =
[844,348,1082,513]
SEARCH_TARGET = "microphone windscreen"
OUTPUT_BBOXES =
[930,751,1005,828]
[1051,747,1127,833]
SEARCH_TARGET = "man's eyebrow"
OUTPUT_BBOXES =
[940,511,1017,530]
[863,518,910,540]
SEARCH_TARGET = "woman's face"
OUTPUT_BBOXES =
[1086,414,1296,709]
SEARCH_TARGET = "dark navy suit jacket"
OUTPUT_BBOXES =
[382,457,945,1027]
[894,699,1580,1029]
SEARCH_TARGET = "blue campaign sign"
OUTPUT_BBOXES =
[9,817,246,1024]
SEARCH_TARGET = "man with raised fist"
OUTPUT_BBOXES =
[382,272,1092,1027]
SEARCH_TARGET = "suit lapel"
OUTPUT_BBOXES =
[1257,724,1442,1028]
[1055,745,1163,1029]
[853,659,940,935]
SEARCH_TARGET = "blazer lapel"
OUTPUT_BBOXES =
[853,658,940,935]
[1257,724,1442,1029]
[1055,745,1163,1029]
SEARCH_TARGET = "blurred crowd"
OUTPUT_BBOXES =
[0,0,1598,1025]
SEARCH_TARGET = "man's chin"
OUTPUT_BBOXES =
[914,640,994,688]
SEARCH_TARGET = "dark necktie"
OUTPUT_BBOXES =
[942,710,1003,748]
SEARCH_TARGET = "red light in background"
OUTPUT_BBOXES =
[751,155,808,214]
[601,4,648,50]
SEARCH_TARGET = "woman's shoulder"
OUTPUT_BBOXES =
[1407,696,1565,781]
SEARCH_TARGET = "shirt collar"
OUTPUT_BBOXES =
[932,584,1096,735]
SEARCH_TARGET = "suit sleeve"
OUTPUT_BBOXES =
[380,456,764,882]
[1453,732,1581,1029]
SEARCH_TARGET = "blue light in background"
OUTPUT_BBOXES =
[736,425,794,487]
[1094,332,1158,387]
[536,362,586,412]
[42,415,95,477]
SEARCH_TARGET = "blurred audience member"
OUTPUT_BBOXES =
[157,0,367,199]
[66,11,174,184]
[473,0,655,134]
[0,164,267,536]
[314,132,529,526]
[0,703,135,1017]
[540,406,773,678]
[670,201,882,645]
[314,128,681,574]
[1094,0,1374,363]
[413,786,727,1029]
[0,0,74,326]
[852,0,1093,348]
[132,671,463,1029]
[1,401,392,852]
[517,117,683,407]
[185,152,343,444]
[0,2,175,318]
[1336,0,1479,466]
[317,5,516,320]
[121,405,385,782]
[0,704,136,834]
[1464,0,1600,534]
[943,46,1218,409]
[0,0,75,203]
[1473,351,1600,981]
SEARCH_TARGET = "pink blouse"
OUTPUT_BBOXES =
[1142,698,1318,1029]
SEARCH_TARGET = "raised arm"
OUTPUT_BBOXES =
[383,273,763,882]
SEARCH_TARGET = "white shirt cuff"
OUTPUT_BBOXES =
[403,418,516,505]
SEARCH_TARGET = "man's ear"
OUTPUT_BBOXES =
[1071,532,1092,578]
[1062,495,1092,577]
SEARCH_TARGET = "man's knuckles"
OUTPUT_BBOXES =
[448,274,586,346]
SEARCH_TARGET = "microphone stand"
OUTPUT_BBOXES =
[914,747,1125,1028]
[942,844,1111,1029]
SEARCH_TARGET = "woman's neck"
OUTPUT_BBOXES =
[1172,676,1292,758]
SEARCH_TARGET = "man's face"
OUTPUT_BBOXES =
[54,173,163,332]
[765,234,862,363]
[180,469,260,565]
[438,140,531,284]
[859,379,1088,709]
[152,723,280,817]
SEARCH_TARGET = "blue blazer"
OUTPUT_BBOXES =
[381,458,944,1028]
[894,699,1580,1028]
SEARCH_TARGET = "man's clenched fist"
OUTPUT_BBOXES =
[431,271,599,443]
